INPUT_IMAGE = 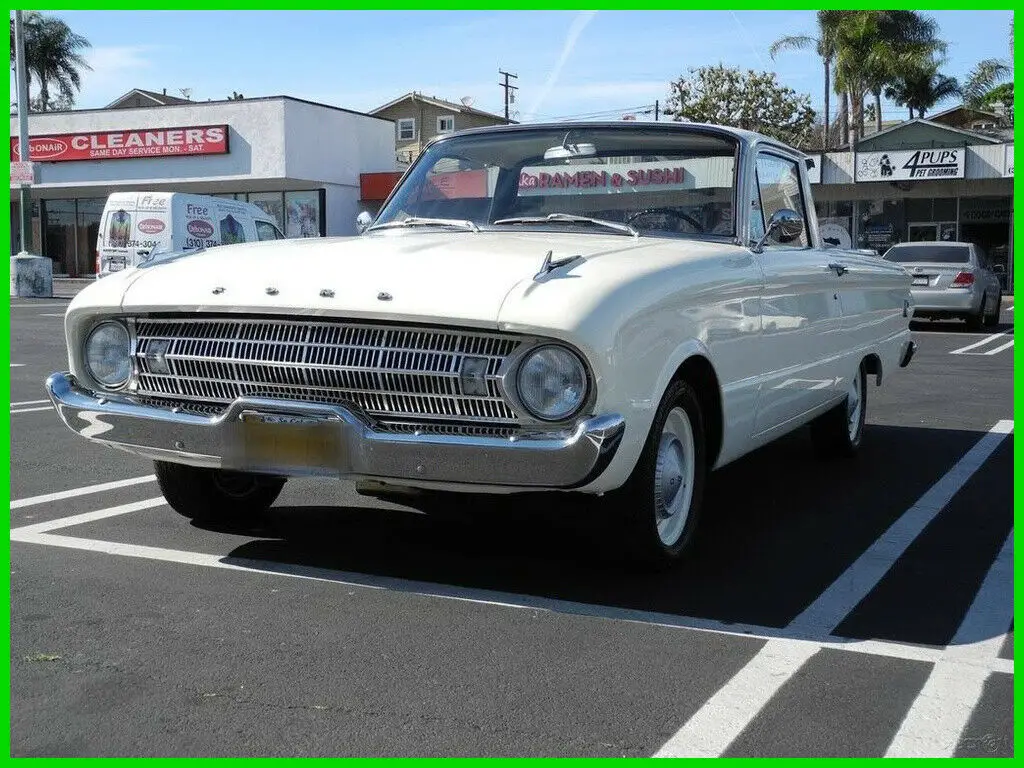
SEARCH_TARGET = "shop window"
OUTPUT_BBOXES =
[959,196,1012,291]
[815,199,854,249]
[857,198,905,255]
[398,118,416,142]
[43,199,78,277]
[76,198,105,275]
[285,190,324,238]
[247,192,285,230]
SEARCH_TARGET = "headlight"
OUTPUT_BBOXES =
[84,321,131,388]
[515,345,588,421]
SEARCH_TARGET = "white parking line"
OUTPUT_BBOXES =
[654,419,1013,758]
[10,406,52,414]
[11,497,166,536]
[653,638,819,757]
[10,363,25,368]
[788,419,1013,636]
[10,474,157,510]
[9,303,69,309]
[5,492,1012,679]
[982,340,1014,356]
[38,313,64,317]
[10,399,50,407]
[886,531,1013,757]
[950,332,1013,355]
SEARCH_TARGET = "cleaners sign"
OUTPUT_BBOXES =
[855,148,965,181]
[9,125,229,163]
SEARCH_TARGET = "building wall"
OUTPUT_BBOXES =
[374,99,508,163]
[282,98,397,186]
[9,97,397,267]
[856,123,998,152]
[11,100,290,190]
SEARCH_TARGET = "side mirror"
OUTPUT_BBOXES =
[356,211,373,234]
[752,209,804,253]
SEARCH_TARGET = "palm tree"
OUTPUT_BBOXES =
[865,11,946,132]
[769,10,847,149]
[9,11,92,112]
[884,58,961,119]
[832,10,946,140]
[962,58,1013,109]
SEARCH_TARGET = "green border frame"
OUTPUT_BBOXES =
[3,3,1018,761]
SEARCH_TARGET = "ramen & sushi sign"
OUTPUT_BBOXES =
[9,125,229,162]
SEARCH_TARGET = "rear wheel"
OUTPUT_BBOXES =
[811,362,866,458]
[155,461,285,522]
[983,292,1002,328]
[601,379,707,568]
[966,294,986,331]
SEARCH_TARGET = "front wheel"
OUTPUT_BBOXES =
[601,379,707,568]
[155,461,285,522]
[811,362,866,458]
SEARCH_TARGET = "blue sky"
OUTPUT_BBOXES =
[12,10,1015,123]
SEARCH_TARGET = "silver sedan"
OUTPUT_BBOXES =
[882,241,1003,330]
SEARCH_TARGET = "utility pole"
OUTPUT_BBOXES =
[14,10,32,253]
[654,100,659,122]
[498,69,518,124]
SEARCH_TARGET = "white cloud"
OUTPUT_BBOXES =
[525,11,598,119]
[76,45,164,107]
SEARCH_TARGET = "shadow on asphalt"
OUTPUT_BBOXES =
[910,319,1013,334]
[191,422,1013,648]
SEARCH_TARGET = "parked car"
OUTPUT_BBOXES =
[95,191,286,278]
[47,122,916,567]
[881,241,1002,329]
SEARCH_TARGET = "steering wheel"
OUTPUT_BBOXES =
[625,207,705,233]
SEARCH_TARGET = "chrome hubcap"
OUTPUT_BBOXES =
[846,373,863,441]
[654,407,695,546]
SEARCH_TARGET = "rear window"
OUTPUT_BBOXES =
[883,245,970,263]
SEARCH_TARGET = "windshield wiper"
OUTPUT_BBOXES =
[492,212,639,237]
[366,217,480,233]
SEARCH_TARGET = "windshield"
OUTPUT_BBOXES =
[373,126,739,239]
[883,244,970,263]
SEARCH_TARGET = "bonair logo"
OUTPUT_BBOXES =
[901,150,960,178]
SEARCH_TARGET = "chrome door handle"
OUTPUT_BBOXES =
[828,262,848,276]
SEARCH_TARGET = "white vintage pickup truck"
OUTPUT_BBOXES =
[47,122,916,566]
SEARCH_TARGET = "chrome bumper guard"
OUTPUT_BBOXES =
[45,373,625,489]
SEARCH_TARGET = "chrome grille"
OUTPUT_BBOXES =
[131,317,522,424]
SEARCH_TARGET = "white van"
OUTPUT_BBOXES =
[95,191,286,278]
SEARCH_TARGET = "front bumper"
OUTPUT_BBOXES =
[45,372,625,490]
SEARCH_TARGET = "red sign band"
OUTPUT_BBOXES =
[9,125,229,163]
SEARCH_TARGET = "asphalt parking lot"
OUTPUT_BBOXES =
[9,298,1014,757]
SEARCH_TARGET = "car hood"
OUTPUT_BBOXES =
[112,230,670,328]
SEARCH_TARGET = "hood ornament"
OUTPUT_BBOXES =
[320,289,335,298]
[534,249,583,280]
[266,287,279,296]
[377,291,393,302]
[211,286,225,295]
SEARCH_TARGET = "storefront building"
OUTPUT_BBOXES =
[10,93,396,276]
[809,118,1014,291]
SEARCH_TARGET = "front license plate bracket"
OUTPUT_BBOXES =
[231,411,342,470]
